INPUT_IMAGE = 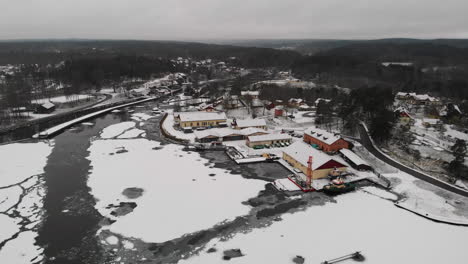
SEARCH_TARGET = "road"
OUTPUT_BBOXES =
[357,124,468,197]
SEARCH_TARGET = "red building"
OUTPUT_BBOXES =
[303,127,349,152]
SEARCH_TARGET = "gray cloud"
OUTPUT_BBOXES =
[1,0,467,40]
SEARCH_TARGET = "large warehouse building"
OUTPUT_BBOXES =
[303,127,349,152]
[283,141,347,179]
[175,112,227,128]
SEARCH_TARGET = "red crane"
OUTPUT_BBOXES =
[307,156,313,189]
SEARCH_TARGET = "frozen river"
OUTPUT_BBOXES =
[1,100,468,264]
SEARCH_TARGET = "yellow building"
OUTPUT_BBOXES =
[176,112,227,128]
[282,141,347,179]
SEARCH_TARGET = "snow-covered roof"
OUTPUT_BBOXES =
[240,127,268,136]
[41,102,55,109]
[236,119,267,128]
[195,127,268,139]
[382,62,413,67]
[422,118,439,125]
[283,141,345,170]
[396,92,439,102]
[288,98,304,103]
[339,149,369,167]
[304,127,342,146]
[315,98,331,105]
[178,112,227,122]
[394,107,412,118]
[241,91,260,96]
[248,133,292,143]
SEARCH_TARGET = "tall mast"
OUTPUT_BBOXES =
[307,156,313,189]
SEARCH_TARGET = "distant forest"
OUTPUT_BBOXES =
[291,42,468,100]
[2,39,468,101]
[0,40,300,68]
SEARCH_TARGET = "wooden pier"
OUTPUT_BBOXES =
[322,251,364,264]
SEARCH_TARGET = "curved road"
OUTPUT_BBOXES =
[358,124,468,197]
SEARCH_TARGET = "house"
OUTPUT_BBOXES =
[241,91,260,99]
[315,98,331,107]
[246,134,292,148]
[234,118,267,130]
[422,118,441,128]
[195,128,268,143]
[394,107,413,124]
[395,92,440,106]
[303,127,349,152]
[197,103,215,112]
[283,141,347,179]
[175,112,227,128]
[274,107,284,117]
[36,102,56,114]
[288,98,305,107]
[339,149,372,171]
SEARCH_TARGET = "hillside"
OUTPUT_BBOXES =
[0,40,302,68]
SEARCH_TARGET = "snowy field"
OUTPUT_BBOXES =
[87,123,266,243]
[180,191,468,264]
[32,94,92,104]
[354,143,468,224]
[0,142,53,264]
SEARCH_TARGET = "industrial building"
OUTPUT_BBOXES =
[339,149,372,171]
[194,128,268,143]
[175,112,227,128]
[246,133,292,148]
[233,118,267,130]
[303,127,349,152]
[283,141,347,179]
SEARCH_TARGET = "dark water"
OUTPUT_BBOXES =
[199,151,290,182]
[36,113,130,264]
[33,101,288,263]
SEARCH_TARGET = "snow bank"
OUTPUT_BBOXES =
[131,113,155,121]
[384,172,468,224]
[87,139,265,242]
[0,214,20,242]
[100,122,136,139]
[0,231,43,264]
[0,142,53,186]
[361,186,398,201]
[0,186,22,212]
[117,129,145,139]
[181,191,468,264]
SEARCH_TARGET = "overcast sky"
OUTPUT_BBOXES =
[1,0,467,40]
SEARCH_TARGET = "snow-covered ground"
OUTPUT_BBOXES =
[0,142,53,186]
[87,128,266,243]
[385,171,468,224]
[180,191,468,264]
[32,94,92,104]
[100,122,137,139]
[0,142,53,264]
[354,143,468,224]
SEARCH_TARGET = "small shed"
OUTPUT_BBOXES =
[339,149,372,171]
[274,107,284,117]
[36,102,56,114]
